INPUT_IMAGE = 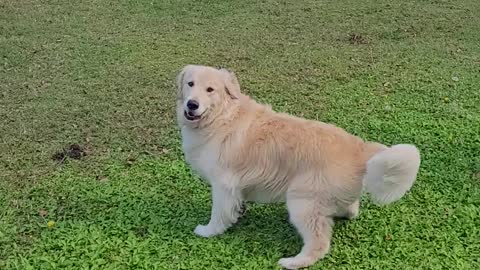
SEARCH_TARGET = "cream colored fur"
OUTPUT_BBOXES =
[176,65,421,269]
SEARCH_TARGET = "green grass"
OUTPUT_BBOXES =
[1,0,479,269]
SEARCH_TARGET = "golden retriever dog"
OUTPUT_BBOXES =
[175,64,421,269]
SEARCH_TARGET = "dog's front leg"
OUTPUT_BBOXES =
[194,183,243,238]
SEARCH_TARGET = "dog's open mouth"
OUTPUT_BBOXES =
[184,110,202,121]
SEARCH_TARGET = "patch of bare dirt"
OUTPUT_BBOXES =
[348,32,368,45]
[52,144,87,163]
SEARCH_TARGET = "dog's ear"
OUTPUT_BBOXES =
[219,68,241,100]
[176,65,196,100]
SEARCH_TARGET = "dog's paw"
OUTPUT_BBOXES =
[194,224,222,238]
[278,256,315,270]
[278,258,299,270]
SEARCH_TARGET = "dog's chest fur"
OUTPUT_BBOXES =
[180,127,221,183]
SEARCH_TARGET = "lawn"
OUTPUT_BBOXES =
[1,0,479,269]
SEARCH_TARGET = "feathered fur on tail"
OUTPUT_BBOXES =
[363,144,421,205]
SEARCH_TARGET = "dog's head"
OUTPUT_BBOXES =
[176,65,241,126]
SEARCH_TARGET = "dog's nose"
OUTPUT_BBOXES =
[187,100,199,111]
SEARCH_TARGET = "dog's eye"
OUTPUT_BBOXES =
[187,81,194,87]
[206,87,214,93]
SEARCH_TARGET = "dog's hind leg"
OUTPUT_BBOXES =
[194,183,243,238]
[279,196,333,269]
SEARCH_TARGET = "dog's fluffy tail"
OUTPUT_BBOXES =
[363,144,421,205]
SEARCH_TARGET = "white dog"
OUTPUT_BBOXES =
[176,64,421,269]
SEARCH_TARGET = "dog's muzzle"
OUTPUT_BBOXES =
[184,99,204,121]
